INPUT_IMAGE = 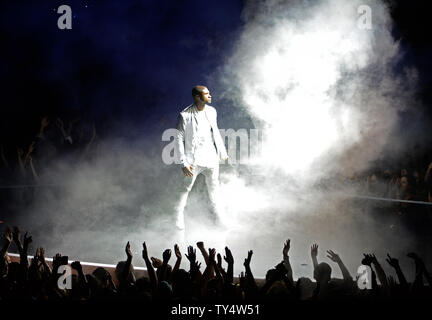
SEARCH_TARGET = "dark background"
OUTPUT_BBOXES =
[0,0,431,159]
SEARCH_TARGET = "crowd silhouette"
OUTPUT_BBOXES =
[0,228,431,301]
[0,113,431,301]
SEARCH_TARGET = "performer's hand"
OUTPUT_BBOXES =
[182,165,194,177]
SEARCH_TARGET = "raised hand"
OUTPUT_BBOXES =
[174,244,182,260]
[32,247,41,265]
[311,243,318,258]
[223,246,234,265]
[362,254,372,266]
[12,226,21,244]
[4,227,12,243]
[208,248,216,264]
[38,247,46,262]
[142,242,149,260]
[162,249,172,263]
[52,253,62,270]
[196,241,205,251]
[283,239,290,257]
[326,250,342,264]
[386,254,399,268]
[23,232,32,249]
[217,253,223,269]
[362,253,378,266]
[244,250,253,268]
[125,241,132,260]
[185,245,196,263]
[151,257,163,268]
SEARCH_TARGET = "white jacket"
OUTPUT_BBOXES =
[175,104,228,167]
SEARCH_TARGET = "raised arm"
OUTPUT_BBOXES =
[223,246,234,284]
[364,253,388,289]
[185,245,202,282]
[142,242,158,292]
[407,252,431,288]
[311,243,319,272]
[12,227,32,279]
[121,241,135,284]
[283,239,294,285]
[216,253,227,280]
[169,244,182,283]
[243,250,258,295]
[327,250,352,281]
[386,254,408,291]
[159,249,172,282]
[197,241,209,266]
[71,261,89,298]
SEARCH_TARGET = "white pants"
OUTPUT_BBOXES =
[175,165,223,228]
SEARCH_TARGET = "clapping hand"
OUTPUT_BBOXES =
[244,250,253,268]
[223,247,234,265]
[162,249,171,263]
[217,253,223,269]
[151,257,163,269]
[174,244,182,260]
[208,248,216,265]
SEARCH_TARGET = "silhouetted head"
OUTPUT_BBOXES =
[172,269,191,294]
[265,268,279,282]
[296,277,314,300]
[313,262,332,283]
[157,281,173,300]
[115,260,135,284]
[92,267,110,288]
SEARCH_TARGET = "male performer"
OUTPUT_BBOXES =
[174,85,228,230]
